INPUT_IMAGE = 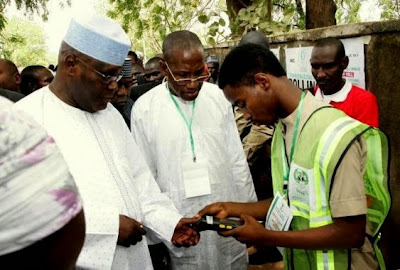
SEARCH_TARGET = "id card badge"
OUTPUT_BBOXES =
[182,153,211,198]
[265,191,293,255]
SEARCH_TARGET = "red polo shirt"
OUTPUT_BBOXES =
[314,84,379,128]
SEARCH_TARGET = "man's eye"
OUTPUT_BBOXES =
[237,102,245,108]
[323,62,336,69]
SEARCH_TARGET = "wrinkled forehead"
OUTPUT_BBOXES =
[311,45,340,62]
[165,47,204,67]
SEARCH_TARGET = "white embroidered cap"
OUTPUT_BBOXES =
[63,15,131,66]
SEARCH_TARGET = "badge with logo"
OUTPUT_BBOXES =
[289,163,313,206]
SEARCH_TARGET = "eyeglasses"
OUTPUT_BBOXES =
[75,56,123,84]
[165,62,210,86]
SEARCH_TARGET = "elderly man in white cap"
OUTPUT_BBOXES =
[15,15,199,269]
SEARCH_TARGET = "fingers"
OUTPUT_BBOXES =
[198,204,220,217]
[172,227,200,247]
[179,215,201,226]
[218,227,238,238]
[136,223,147,235]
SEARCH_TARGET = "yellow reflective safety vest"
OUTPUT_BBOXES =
[271,107,390,270]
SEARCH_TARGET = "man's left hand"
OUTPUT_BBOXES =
[171,216,201,247]
[219,214,266,246]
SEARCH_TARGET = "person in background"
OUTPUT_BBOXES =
[0,59,21,93]
[1,97,85,269]
[238,30,270,49]
[20,65,54,96]
[144,56,164,83]
[111,58,134,129]
[311,37,379,127]
[131,30,256,270]
[200,43,390,270]
[128,50,144,68]
[132,63,145,87]
[205,55,219,84]
[15,15,200,269]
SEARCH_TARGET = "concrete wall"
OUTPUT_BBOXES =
[206,20,400,269]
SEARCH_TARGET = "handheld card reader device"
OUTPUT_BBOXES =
[196,215,243,232]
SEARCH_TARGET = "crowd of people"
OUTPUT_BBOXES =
[0,13,390,270]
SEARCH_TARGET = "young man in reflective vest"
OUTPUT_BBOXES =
[199,44,390,270]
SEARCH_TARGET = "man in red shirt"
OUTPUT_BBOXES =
[310,38,379,127]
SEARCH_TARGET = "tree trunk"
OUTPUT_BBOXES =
[306,0,337,29]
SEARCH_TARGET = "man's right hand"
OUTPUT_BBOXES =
[198,202,230,219]
[118,215,147,247]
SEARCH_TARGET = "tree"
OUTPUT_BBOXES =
[0,0,70,31]
[0,17,55,67]
[107,0,227,57]
[306,0,336,29]
[379,0,400,19]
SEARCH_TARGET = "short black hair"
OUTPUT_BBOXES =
[162,30,203,62]
[128,50,139,62]
[238,31,270,49]
[145,56,163,67]
[314,37,346,59]
[20,65,49,95]
[218,43,286,90]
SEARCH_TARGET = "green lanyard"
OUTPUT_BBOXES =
[168,87,197,162]
[282,91,306,195]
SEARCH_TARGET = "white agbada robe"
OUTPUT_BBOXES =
[14,86,183,270]
[131,82,257,270]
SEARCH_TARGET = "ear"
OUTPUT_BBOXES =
[254,73,271,92]
[160,60,169,77]
[15,72,21,84]
[65,55,78,76]
[341,56,349,70]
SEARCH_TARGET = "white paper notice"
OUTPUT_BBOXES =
[265,192,293,255]
[182,154,211,198]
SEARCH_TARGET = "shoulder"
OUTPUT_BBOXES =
[199,82,231,107]
[14,88,46,116]
[0,88,25,102]
[132,83,166,116]
[349,85,377,102]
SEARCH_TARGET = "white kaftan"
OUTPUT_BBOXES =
[14,87,182,270]
[131,82,257,270]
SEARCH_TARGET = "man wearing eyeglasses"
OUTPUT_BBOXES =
[14,16,201,269]
[131,30,257,270]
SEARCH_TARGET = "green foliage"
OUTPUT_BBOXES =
[230,0,304,36]
[335,0,363,24]
[0,17,55,66]
[107,0,225,55]
[0,0,70,31]
[379,0,400,19]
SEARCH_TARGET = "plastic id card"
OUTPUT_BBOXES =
[182,154,211,198]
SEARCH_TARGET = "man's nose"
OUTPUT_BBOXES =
[108,80,119,93]
[316,67,326,78]
[242,109,251,121]
[186,79,199,89]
